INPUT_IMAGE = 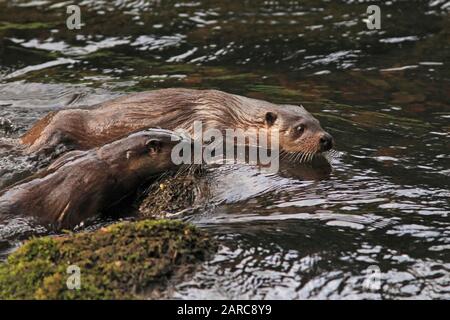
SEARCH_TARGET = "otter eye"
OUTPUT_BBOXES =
[295,124,305,135]
[145,139,162,154]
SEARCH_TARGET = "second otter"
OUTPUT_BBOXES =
[0,129,187,229]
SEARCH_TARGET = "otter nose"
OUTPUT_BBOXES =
[319,133,333,151]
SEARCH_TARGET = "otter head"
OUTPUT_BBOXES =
[98,129,186,177]
[264,105,334,158]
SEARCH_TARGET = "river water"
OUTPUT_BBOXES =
[0,0,449,299]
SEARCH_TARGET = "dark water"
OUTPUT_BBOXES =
[0,0,449,299]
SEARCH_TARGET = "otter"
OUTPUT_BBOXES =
[20,89,333,160]
[0,129,187,229]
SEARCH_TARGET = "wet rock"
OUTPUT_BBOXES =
[138,167,211,219]
[0,219,216,299]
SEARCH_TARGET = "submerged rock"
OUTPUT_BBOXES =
[0,219,216,299]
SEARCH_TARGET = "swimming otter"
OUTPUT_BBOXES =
[21,89,334,160]
[0,129,187,229]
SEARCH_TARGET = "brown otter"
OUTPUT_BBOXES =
[20,88,334,160]
[0,129,188,229]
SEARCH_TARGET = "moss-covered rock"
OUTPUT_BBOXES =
[0,220,216,299]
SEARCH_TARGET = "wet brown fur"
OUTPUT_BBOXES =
[21,88,331,156]
[0,130,184,229]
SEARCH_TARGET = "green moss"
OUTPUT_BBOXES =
[0,220,216,299]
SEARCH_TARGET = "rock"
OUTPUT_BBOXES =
[0,219,216,299]
[138,167,211,218]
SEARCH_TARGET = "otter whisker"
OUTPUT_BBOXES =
[304,152,311,163]
[280,150,289,161]
[290,152,296,162]
[305,150,313,162]
[288,152,296,162]
[328,149,341,158]
[178,163,194,177]
[299,152,307,163]
[175,164,188,178]
[322,149,341,163]
[300,152,306,163]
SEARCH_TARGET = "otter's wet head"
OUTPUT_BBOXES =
[274,105,335,162]
[100,129,189,175]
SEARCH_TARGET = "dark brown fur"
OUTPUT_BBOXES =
[0,129,185,229]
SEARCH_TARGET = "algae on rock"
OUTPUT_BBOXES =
[0,219,216,299]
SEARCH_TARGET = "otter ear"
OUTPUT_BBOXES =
[265,112,278,127]
[145,139,162,154]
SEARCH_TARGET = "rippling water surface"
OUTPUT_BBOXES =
[0,0,449,299]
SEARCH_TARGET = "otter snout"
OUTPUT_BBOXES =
[319,133,334,152]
